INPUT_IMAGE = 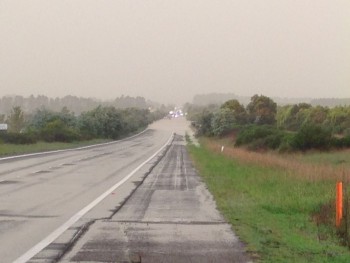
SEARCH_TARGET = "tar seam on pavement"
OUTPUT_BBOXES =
[54,135,252,263]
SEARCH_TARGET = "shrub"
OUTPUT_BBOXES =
[344,128,350,137]
[235,125,280,146]
[0,132,37,144]
[40,120,80,142]
[291,124,332,151]
[235,125,293,151]
[264,133,284,149]
[211,108,236,136]
[278,133,295,152]
[78,106,124,140]
[330,136,350,148]
[196,112,214,136]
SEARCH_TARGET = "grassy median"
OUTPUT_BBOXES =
[188,138,350,262]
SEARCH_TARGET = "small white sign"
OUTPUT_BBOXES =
[0,124,8,130]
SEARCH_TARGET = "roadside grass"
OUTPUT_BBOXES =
[294,150,350,168]
[0,139,111,157]
[188,138,350,262]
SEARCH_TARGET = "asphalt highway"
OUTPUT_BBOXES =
[0,126,173,263]
[59,134,250,263]
[0,118,250,263]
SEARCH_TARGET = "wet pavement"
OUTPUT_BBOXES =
[59,135,251,263]
[0,129,173,263]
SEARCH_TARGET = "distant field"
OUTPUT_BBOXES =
[0,139,111,157]
[188,138,350,263]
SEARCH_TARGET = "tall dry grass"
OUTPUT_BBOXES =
[204,138,350,183]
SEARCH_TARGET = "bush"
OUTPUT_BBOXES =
[196,112,214,136]
[330,136,350,148]
[344,128,350,137]
[40,120,80,142]
[211,108,236,136]
[278,133,295,152]
[78,106,124,140]
[235,125,292,150]
[0,132,37,144]
[291,124,331,151]
[236,125,281,146]
[235,124,349,152]
[264,133,285,149]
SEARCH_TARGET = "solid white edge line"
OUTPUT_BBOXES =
[13,132,174,263]
[0,129,149,162]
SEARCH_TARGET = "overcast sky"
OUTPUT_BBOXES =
[0,1,349,104]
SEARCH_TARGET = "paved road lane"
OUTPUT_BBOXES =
[0,128,173,263]
[60,133,251,263]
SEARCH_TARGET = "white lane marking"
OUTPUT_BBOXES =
[0,129,148,162]
[13,133,174,263]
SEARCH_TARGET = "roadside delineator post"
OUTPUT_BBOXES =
[336,181,343,227]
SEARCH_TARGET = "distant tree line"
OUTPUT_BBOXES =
[0,94,162,116]
[192,93,350,108]
[0,105,167,145]
[186,95,350,151]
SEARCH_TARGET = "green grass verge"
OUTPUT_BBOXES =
[0,139,111,157]
[188,140,350,262]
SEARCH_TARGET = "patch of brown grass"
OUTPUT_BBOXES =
[203,137,350,183]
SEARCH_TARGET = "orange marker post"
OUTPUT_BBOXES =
[336,181,343,227]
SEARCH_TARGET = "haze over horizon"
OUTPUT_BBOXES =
[0,1,349,105]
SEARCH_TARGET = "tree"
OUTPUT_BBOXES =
[78,106,124,139]
[307,106,328,125]
[220,99,247,124]
[121,108,150,134]
[40,119,79,142]
[7,106,25,133]
[27,107,77,130]
[211,108,236,136]
[276,103,312,130]
[326,106,350,134]
[247,95,277,125]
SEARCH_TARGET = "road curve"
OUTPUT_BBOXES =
[0,127,173,263]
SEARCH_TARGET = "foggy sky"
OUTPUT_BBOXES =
[0,0,349,105]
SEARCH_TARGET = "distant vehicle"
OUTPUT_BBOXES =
[168,108,184,118]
